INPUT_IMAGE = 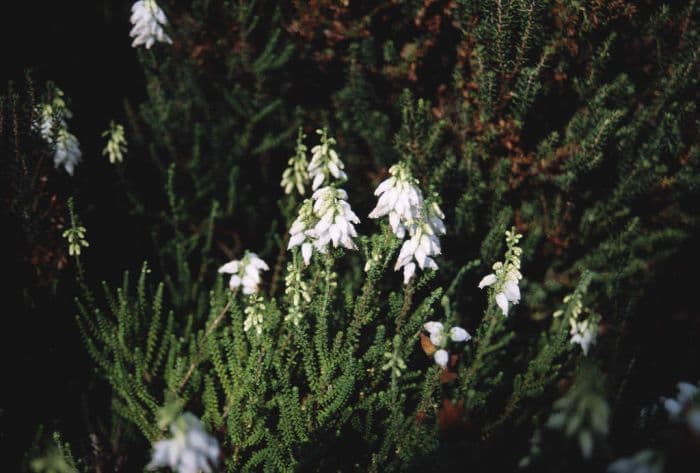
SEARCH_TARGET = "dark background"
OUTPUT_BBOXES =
[1,1,699,471]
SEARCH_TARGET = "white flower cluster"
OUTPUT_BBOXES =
[244,295,266,335]
[102,121,128,164]
[35,89,82,176]
[147,412,219,473]
[478,229,523,316]
[287,128,359,265]
[288,188,360,264]
[281,128,309,195]
[218,251,269,294]
[308,128,347,190]
[130,0,173,49]
[663,381,700,434]
[569,319,596,355]
[423,321,471,368]
[369,163,446,284]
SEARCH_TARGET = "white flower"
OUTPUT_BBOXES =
[54,129,82,176]
[287,199,316,266]
[423,321,471,368]
[368,163,424,239]
[663,381,700,433]
[130,0,172,49]
[102,121,127,164]
[308,128,347,191]
[218,251,269,295]
[479,229,524,316]
[434,349,449,368]
[308,186,359,253]
[369,162,446,285]
[479,265,521,316]
[35,92,82,176]
[281,128,309,195]
[569,319,596,355]
[147,413,219,473]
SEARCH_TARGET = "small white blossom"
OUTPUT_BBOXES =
[54,129,82,176]
[147,413,219,473]
[369,163,423,239]
[369,162,446,284]
[308,186,360,253]
[130,0,172,49]
[392,203,446,285]
[663,381,700,433]
[102,121,127,164]
[35,90,82,176]
[307,128,347,191]
[478,229,523,316]
[218,251,269,295]
[569,318,597,355]
[433,349,449,368]
[281,128,310,195]
[423,321,471,368]
[288,199,316,266]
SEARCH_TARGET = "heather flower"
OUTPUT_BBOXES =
[147,412,219,473]
[394,214,444,285]
[308,128,347,190]
[569,318,597,355]
[281,127,310,195]
[35,89,82,175]
[369,163,423,239]
[287,198,316,266]
[54,129,82,176]
[130,0,172,49]
[478,228,523,316]
[369,161,446,284]
[218,251,269,295]
[102,121,127,164]
[423,321,471,368]
[663,381,700,433]
[308,186,360,253]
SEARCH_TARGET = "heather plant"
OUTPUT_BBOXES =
[3,0,700,472]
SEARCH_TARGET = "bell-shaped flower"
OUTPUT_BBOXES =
[423,321,471,368]
[479,264,522,317]
[308,187,359,253]
[368,163,424,239]
[218,251,269,294]
[147,412,219,473]
[394,222,441,284]
[287,199,316,266]
[54,129,82,176]
[663,381,699,420]
[130,0,173,49]
[569,319,596,355]
[307,128,347,190]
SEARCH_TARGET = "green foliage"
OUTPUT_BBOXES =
[11,0,700,471]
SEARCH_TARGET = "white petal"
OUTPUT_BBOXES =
[402,262,416,284]
[449,327,471,342]
[478,273,497,289]
[433,349,449,368]
[495,292,509,316]
[503,279,521,303]
[229,274,242,289]
[301,243,313,265]
[423,321,443,335]
[218,260,240,274]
